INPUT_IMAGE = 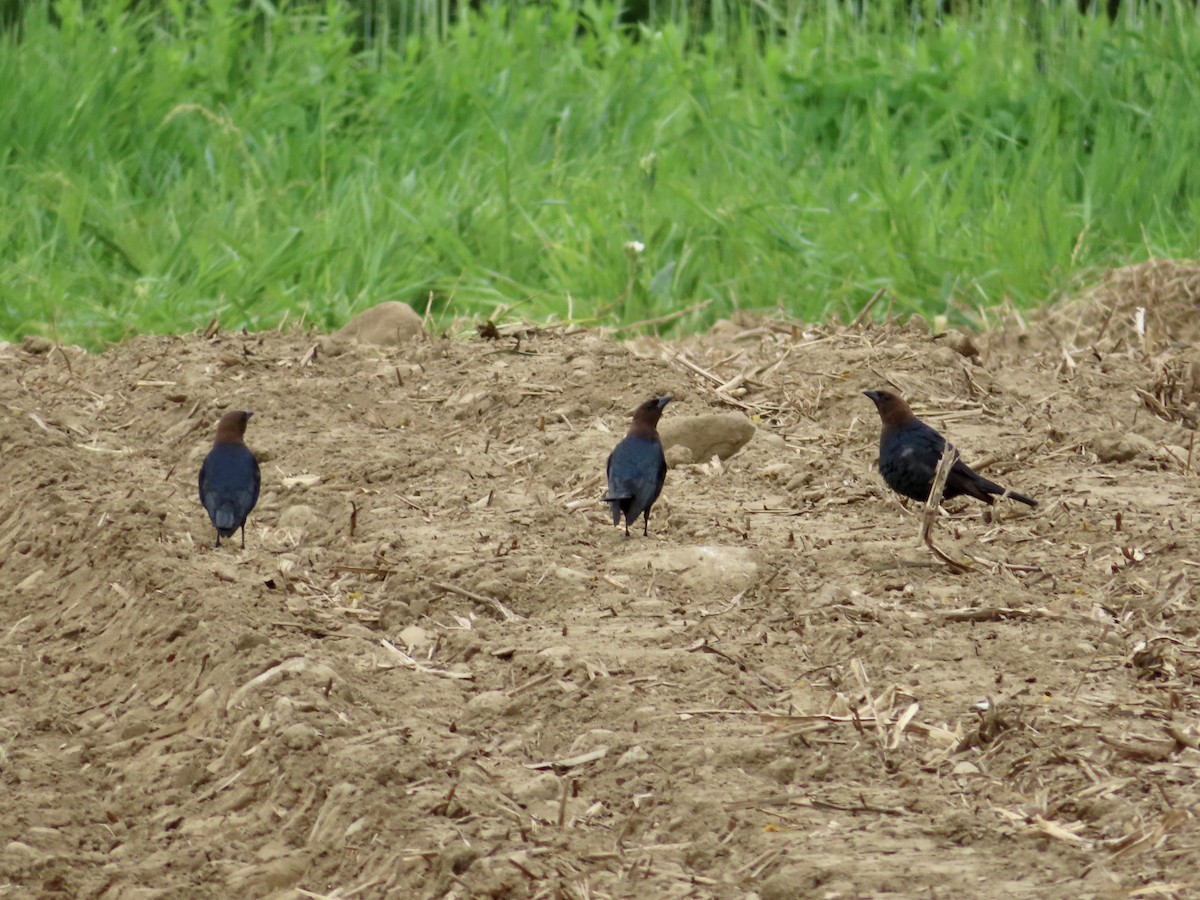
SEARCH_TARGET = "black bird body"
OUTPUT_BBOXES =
[604,396,671,536]
[199,410,261,548]
[864,390,1036,507]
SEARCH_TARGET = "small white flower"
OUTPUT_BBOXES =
[624,241,645,255]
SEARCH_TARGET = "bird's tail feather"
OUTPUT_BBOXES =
[980,479,1038,507]
[602,496,629,526]
[214,506,238,531]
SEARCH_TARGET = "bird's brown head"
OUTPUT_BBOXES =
[863,390,916,429]
[630,395,672,432]
[213,410,253,445]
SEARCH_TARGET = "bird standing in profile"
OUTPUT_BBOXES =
[199,410,261,548]
[603,396,672,537]
[863,390,1037,508]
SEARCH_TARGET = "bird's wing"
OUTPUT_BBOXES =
[251,454,262,507]
[603,470,637,501]
[653,450,667,499]
[893,428,941,481]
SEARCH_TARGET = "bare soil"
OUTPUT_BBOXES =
[3,261,1200,899]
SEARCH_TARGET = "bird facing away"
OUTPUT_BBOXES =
[863,390,1037,508]
[603,396,672,537]
[199,410,261,548]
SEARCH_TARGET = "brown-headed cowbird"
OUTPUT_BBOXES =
[603,396,672,536]
[199,410,261,548]
[864,390,1037,507]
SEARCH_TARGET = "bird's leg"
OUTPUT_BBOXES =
[240,525,246,549]
[642,514,649,537]
[214,534,221,549]
[623,523,630,538]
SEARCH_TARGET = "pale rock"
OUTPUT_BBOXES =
[765,756,798,784]
[659,412,755,463]
[280,723,320,751]
[3,840,39,858]
[538,645,572,666]
[570,729,617,754]
[758,462,793,479]
[616,745,649,768]
[398,625,430,652]
[1090,432,1140,463]
[937,328,980,359]
[907,314,932,333]
[16,569,44,591]
[513,773,561,803]
[336,301,424,346]
[22,335,54,354]
[315,335,353,356]
[664,444,693,467]
[192,687,219,713]
[760,867,819,900]
[378,601,410,632]
[208,559,238,584]
[463,691,510,719]
[554,566,589,583]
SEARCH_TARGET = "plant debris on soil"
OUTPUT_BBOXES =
[3,260,1200,899]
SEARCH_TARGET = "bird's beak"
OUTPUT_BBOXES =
[245,411,254,419]
[863,390,880,403]
[656,396,673,409]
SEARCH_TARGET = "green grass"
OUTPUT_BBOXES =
[2,0,1199,346]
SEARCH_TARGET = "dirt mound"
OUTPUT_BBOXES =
[2,278,1200,898]
[1049,258,1200,351]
